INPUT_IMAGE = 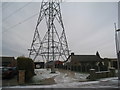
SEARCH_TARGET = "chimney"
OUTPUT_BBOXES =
[96,51,100,58]
[71,52,74,56]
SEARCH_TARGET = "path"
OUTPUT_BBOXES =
[29,69,89,85]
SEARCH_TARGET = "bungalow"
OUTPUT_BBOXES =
[103,58,118,69]
[46,60,63,68]
[55,60,63,68]
[65,52,107,72]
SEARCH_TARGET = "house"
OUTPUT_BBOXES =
[55,60,63,68]
[102,51,120,70]
[65,52,107,72]
[46,60,63,68]
[1,56,17,67]
[103,58,118,69]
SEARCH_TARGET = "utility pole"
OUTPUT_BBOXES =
[28,0,69,73]
[114,23,120,87]
[118,2,120,87]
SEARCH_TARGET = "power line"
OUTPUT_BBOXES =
[3,12,39,33]
[3,2,32,21]
[3,27,31,47]
[2,1,40,56]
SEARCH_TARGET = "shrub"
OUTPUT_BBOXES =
[17,56,34,81]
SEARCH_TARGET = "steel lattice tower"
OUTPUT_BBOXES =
[28,0,69,70]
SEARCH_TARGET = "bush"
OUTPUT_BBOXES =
[17,56,34,81]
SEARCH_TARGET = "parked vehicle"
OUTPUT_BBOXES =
[2,67,17,79]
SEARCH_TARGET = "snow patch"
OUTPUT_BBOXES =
[74,72,89,80]
[30,69,60,83]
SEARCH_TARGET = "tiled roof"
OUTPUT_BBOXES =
[71,55,102,62]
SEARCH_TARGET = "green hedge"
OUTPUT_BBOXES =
[17,57,34,81]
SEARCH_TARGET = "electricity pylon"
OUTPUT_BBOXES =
[28,0,69,72]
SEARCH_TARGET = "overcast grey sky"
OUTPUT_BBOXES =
[1,1,120,59]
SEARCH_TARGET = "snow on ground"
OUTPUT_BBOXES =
[54,71,76,83]
[74,72,89,81]
[54,70,89,83]
[34,69,60,79]
[29,69,60,84]
[4,77,119,88]
[30,69,89,84]
[3,69,119,88]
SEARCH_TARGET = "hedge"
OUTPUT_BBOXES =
[17,56,34,81]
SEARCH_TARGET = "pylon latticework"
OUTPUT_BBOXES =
[28,0,69,63]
